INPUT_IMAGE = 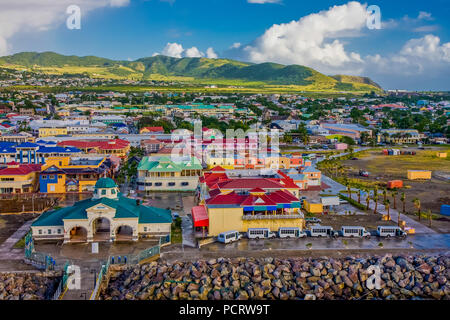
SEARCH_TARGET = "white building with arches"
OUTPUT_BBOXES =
[31,178,172,243]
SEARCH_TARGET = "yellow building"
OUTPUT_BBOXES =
[39,157,114,193]
[407,170,432,180]
[0,163,41,194]
[303,200,323,214]
[196,189,304,237]
[38,127,68,138]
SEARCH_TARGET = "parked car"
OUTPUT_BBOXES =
[172,212,180,219]
[305,217,322,224]
[218,231,242,244]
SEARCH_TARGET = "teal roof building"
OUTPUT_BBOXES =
[31,178,172,243]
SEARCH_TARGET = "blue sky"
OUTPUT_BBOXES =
[1,0,450,90]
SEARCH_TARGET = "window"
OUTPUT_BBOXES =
[181,182,189,186]
[155,183,162,187]
[50,175,55,179]
[38,230,42,235]
[57,229,61,234]
[111,189,116,194]
[42,175,47,180]
[168,182,175,187]
[101,189,107,195]
[48,229,52,234]
[144,227,147,232]
[58,175,62,179]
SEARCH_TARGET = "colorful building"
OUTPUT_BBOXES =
[31,178,172,243]
[38,127,68,138]
[0,162,41,194]
[193,188,304,237]
[137,155,203,192]
[57,139,130,158]
[39,157,114,193]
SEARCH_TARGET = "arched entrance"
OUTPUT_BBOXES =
[115,225,133,242]
[93,217,110,242]
[69,226,87,242]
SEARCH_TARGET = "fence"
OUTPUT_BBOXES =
[90,261,110,300]
[51,262,70,300]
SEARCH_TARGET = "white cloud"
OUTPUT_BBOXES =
[418,11,433,21]
[230,42,241,49]
[160,42,218,59]
[240,1,369,74]
[185,46,204,58]
[365,34,450,89]
[0,0,131,56]
[206,47,218,59]
[162,42,185,58]
[247,0,281,4]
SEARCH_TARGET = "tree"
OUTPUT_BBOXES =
[401,192,406,213]
[365,189,371,211]
[347,184,352,200]
[382,188,387,202]
[358,189,361,204]
[391,190,398,210]
[373,193,379,214]
[413,198,421,221]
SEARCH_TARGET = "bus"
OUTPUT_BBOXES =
[309,226,337,238]
[218,231,242,244]
[341,226,371,238]
[376,226,407,238]
[247,228,276,239]
[278,227,307,239]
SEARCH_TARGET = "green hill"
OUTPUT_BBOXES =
[0,51,383,92]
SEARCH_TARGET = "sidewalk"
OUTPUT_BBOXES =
[0,220,34,260]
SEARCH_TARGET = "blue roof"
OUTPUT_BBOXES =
[16,142,39,148]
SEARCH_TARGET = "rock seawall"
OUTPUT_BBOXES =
[100,254,450,300]
[0,271,61,300]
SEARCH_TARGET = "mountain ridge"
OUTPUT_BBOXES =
[0,51,382,92]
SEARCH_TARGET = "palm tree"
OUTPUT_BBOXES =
[365,189,370,210]
[373,193,379,214]
[413,198,421,221]
[347,184,352,200]
[384,199,391,221]
[400,192,406,213]
[391,190,398,210]
[382,188,387,202]
[358,189,362,204]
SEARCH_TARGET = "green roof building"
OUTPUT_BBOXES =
[31,178,172,243]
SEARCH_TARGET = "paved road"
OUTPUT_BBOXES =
[201,233,450,252]
[0,219,34,260]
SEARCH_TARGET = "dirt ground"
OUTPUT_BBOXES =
[313,211,398,232]
[342,146,450,233]
[0,213,39,245]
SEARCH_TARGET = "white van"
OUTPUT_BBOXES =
[218,231,242,244]
[309,226,337,238]
[247,228,276,239]
[377,226,407,238]
[341,226,371,238]
[278,227,307,239]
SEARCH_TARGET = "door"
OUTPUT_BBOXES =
[264,230,268,238]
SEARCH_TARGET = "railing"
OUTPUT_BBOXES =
[242,214,304,220]
[90,261,110,300]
